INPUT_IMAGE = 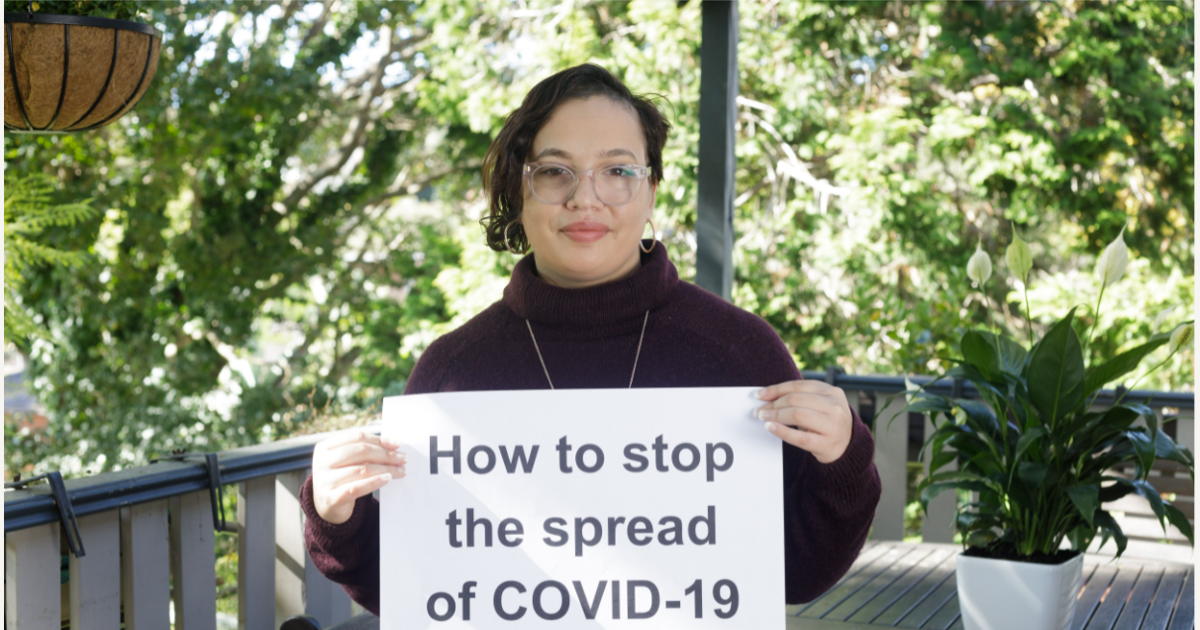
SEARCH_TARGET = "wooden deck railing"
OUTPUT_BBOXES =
[4,374,1193,629]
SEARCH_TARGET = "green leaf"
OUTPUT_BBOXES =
[1125,430,1157,477]
[1066,484,1099,526]
[930,444,956,474]
[1083,333,1170,394]
[1153,430,1194,466]
[1025,310,1085,424]
[919,470,999,506]
[965,529,998,548]
[955,399,999,432]
[1012,426,1046,464]
[907,393,953,415]
[1070,404,1148,459]
[1163,503,1194,544]
[976,331,1028,376]
[1098,477,1135,502]
[1017,461,1047,485]
[1129,478,1166,521]
[961,330,999,378]
[1094,510,1128,558]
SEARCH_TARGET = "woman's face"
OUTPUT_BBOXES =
[521,96,654,288]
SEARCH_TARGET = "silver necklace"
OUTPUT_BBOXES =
[525,310,650,389]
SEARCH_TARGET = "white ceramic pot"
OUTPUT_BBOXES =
[955,551,1084,630]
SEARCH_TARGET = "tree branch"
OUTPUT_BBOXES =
[283,27,401,209]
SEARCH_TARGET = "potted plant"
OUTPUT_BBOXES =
[4,0,161,132]
[907,227,1194,630]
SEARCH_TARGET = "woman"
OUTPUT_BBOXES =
[301,63,881,617]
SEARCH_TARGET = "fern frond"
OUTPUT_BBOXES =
[7,236,90,270]
[4,287,47,350]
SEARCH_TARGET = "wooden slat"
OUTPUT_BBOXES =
[1165,568,1194,630]
[1113,460,1193,476]
[121,500,171,629]
[824,545,938,621]
[69,511,121,630]
[1111,565,1164,630]
[170,490,217,630]
[1115,515,1189,544]
[790,542,1193,630]
[873,394,909,540]
[1107,474,1193,501]
[919,585,960,630]
[785,618,881,629]
[4,522,61,629]
[800,543,913,618]
[1084,563,1144,628]
[1073,561,1120,630]
[1141,563,1191,629]
[276,470,309,621]
[873,566,955,628]
[893,569,957,629]
[795,541,895,617]
[238,477,276,629]
[1107,475,1194,498]
[852,546,956,626]
[1108,494,1194,521]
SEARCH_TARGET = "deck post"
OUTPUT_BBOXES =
[69,511,121,630]
[239,476,277,628]
[121,500,172,630]
[5,522,61,629]
[871,393,909,540]
[170,490,217,630]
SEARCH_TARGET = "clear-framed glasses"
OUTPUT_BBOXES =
[523,162,651,206]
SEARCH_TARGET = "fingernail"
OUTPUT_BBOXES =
[380,473,393,482]
[757,408,775,421]
[763,421,777,433]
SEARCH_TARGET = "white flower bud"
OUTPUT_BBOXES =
[1168,323,1193,356]
[1095,228,1129,286]
[966,244,992,287]
[1005,231,1033,281]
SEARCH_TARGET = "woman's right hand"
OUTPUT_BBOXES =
[311,430,406,524]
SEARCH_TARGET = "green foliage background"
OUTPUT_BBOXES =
[4,0,1193,475]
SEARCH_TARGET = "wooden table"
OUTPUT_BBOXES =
[788,541,1194,630]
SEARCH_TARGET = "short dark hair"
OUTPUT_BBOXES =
[481,63,670,253]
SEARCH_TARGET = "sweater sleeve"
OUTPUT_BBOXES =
[298,342,451,616]
[300,477,382,615]
[783,412,881,603]
[729,309,881,603]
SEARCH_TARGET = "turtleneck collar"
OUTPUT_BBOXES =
[502,240,679,329]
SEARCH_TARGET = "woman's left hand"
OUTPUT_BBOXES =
[756,380,853,464]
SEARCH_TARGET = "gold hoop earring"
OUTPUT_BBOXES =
[639,219,657,254]
[504,221,523,254]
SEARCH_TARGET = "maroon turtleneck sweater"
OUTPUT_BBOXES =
[301,243,881,615]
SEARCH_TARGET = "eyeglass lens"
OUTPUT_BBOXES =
[529,165,644,205]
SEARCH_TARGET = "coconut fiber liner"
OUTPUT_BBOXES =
[5,18,161,132]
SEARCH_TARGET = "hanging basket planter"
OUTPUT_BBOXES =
[4,12,161,133]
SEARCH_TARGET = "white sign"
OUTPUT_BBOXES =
[380,388,784,629]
